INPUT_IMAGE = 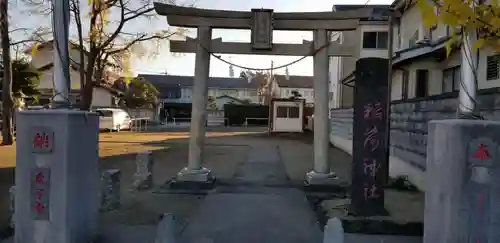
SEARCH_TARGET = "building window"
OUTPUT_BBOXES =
[276,106,300,118]
[415,70,429,98]
[362,31,388,49]
[442,66,461,93]
[486,54,500,80]
[289,107,300,118]
[402,70,409,100]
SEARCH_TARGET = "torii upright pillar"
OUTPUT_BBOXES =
[306,29,337,185]
[176,26,214,182]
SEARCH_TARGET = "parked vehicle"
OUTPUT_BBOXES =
[95,108,132,132]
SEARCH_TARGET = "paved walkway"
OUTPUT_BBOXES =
[181,144,322,243]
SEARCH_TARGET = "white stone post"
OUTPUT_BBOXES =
[306,29,336,185]
[425,120,500,243]
[14,110,100,243]
[176,26,214,182]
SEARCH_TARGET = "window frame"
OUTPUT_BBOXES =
[402,69,409,100]
[486,54,500,81]
[442,65,461,93]
[362,31,389,49]
[415,69,429,98]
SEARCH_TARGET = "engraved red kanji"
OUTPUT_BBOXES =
[363,158,380,179]
[364,126,380,152]
[363,102,383,120]
[35,172,45,184]
[473,144,491,160]
[363,184,380,200]
[42,134,49,148]
[34,201,45,214]
[35,189,44,200]
[33,133,43,148]
[33,133,49,149]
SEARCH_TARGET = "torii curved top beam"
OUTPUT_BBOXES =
[153,3,373,20]
[153,2,373,31]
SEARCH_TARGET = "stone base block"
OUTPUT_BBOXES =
[175,167,214,183]
[305,171,339,185]
[156,168,216,194]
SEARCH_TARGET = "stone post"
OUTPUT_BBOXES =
[177,26,214,182]
[425,119,500,243]
[101,169,121,211]
[9,186,15,228]
[306,29,336,185]
[349,58,389,216]
[14,110,100,243]
[131,151,154,190]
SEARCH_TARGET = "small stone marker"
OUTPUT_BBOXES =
[323,217,344,243]
[101,169,121,211]
[154,213,180,243]
[9,186,15,228]
[131,151,154,191]
[425,120,500,243]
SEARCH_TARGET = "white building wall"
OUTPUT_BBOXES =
[92,87,114,107]
[38,68,82,90]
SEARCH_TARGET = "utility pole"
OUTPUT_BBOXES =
[0,0,14,145]
[52,0,71,107]
[267,60,274,132]
[458,32,477,118]
[268,60,274,105]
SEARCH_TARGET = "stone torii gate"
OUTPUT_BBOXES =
[154,3,372,185]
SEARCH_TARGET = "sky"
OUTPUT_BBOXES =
[131,0,393,77]
[9,0,393,78]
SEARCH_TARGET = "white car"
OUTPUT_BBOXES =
[95,108,132,132]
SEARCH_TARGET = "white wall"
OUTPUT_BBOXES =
[92,87,113,107]
[31,46,115,108]
[329,56,340,109]
[38,68,82,90]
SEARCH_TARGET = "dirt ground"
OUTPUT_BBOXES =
[99,138,252,225]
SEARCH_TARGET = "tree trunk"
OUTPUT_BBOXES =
[0,0,14,145]
[71,0,85,106]
[76,19,85,105]
[80,52,97,111]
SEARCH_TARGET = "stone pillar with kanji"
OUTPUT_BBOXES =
[14,110,100,243]
[349,57,389,216]
[425,119,500,243]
